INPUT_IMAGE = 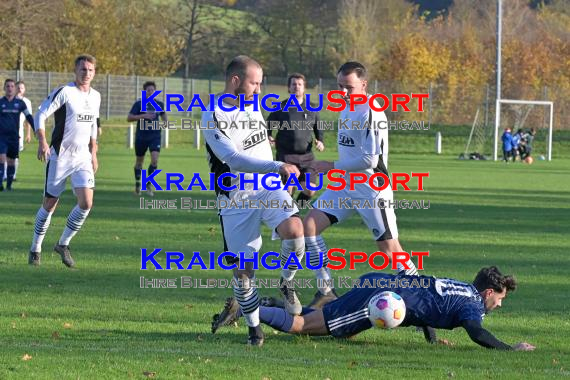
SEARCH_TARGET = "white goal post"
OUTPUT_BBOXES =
[493,99,553,161]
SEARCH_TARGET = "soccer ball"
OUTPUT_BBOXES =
[525,156,534,165]
[368,291,406,329]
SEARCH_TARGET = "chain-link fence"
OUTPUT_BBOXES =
[1,69,568,130]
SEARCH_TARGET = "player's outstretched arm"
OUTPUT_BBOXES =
[203,128,291,175]
[462,320,534,351]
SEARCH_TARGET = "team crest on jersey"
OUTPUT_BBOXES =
[77,114,94,122]
[338,133,355,147]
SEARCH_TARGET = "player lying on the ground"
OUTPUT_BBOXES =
[211,266,535,351]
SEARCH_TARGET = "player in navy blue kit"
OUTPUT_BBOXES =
[0,79,34,191]
[127,81,167,196]
[212,266,535,351]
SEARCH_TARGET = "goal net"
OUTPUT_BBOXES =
[494,99,553,161]
[461,108,494,160]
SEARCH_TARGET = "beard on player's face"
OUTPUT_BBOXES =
[235,81,255,101]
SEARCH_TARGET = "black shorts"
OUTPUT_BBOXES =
[135,136,161,157]
[0,136,19,159]
[276,152,316,183]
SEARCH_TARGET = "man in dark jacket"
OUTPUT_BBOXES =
[267,74,324,206]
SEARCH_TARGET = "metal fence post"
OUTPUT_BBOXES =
[135,75,139,100]
[428,82,433,129]
[484,84,490,127]
[106,74,111,120]
[47,72,51,96]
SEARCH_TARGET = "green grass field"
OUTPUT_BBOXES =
[1,131,569,379]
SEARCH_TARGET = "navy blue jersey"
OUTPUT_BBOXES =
[0,96,31,137]
[322,273,485,338]
[360,273,485,329]
[129,99,165,138]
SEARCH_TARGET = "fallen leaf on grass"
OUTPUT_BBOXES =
[52,331,60,340]
[63,323,72,329]
[185,304,193,309]
[20,313,27,319]
[22,354,32,361]
[348,361,357,368]
[143,371,156,378]
[11,321,16,329]
[196,334,203,341]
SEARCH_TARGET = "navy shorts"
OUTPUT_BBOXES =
[135,136,161,157]
[322,274,397,338]
[0,136,19,159]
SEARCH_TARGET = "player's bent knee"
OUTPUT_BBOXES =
[277,216,304,240]
[303,209,329,236]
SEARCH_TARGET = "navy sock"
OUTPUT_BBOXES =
[259,306,294,333]
[134,167,142,186]
[6,165,15,187]
[0,164,4,187]
[301,307,315,316]
[146,165,157,188]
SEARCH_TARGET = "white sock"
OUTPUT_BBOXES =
[31,207,53,252]
[397,258,418,275]
[233,276,260,327]
[306,235,333,294]
[280,237,305,281]
[58,206,90,246]
[14,158,18,179]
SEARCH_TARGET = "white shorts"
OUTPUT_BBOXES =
[315,187,399,241]
[218,189,299,262]
[44,149,95,198]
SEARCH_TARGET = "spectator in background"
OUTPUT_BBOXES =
[267,73,324,207]
[501,128,513,163]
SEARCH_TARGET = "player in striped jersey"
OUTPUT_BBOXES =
[303,62,418,308]
[212,266,535,351]
[201,56,305,346]
[29,55,101,268]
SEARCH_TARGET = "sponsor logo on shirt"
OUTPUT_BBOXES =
[243,130,266,150]
[338,133,355,147]
[77,114,95,122]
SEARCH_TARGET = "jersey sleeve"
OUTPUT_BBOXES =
[359,109,385,155]
[35,86,67,131]
[90,93,101,139]
[462,320,513,350]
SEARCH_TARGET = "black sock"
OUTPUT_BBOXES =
[0,164,4,188]
[296,192,311,202]
[147,165,157,188]
[6,165,15,188]
[134,167,142,187]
